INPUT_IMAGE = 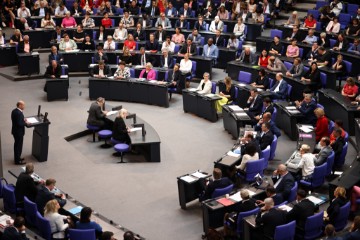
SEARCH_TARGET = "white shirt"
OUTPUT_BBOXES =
[274,80,283,92]
[161,41,175,53]
[113,28,128,41]
[164,57,168,68]
[179,59,192,73]
[237,153,259,171]
[196,79,212,94]
[17,8,31,18]
[99,68,104,76]
[45,212,68,239]
[287,152,315,177]
[233,23,245,36]
[104,40,115,50]
[39,8,45,17]
[167,9,172,16]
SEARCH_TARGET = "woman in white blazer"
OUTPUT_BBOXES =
[44,199,70,239]
[196,72,212,94]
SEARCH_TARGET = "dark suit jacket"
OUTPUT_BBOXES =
[202,9,216,19]
[90,65,111,77]
[44,65,62,78]
[214,35,224,47]
[334,39,349,51]
[256,208,287,238]
[87,102,106,126]
[298,100,317,125]
[11,108,25,137]
[33,7,51,16]
[178,43,197,55]
[286,199,316,229]
[331,137,345,162]
[178,7,192,17]
[112,117,130,144]
[35,185,66,215]
[17,42,33,53]
[262,104,274,117]
[154,30,167,41]
[137,18,152,28]
[159,55,174,68]
[272,194,283,206]
[146,6,160,16]
[272,172,295,200]
[15,172,38,203]
[48,52,63,65]
[327,197,348,224]
[254,121,281,138]
[93,52,108,63]
[2,226,29,240]
[164,7,178,17]
[133,29,146,41]
[201,177,233,201]
[51,31,62,42]
[236,198,257,213]
[70,6,83,15]
[194,21,207,31]
[247,95,263,116]
[286,31,302,42]
[270,80,288,99]
[145,40,159,51]
[240,139,262,157]
[175,19,188,28]
[258,130,274,150]
[82,40,96,51]
[342,231,360,240]
[315,146,332,166]
[135,53,154,66]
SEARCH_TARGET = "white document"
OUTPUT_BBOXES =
[307,196,323,205]
[299,125,313,133]
[238,83,246,87]
[130,127,142,132]
[288,110,301,114]
[229,192,242,202]
[187,88,197,92]
[180,175,196,183]
[205,93,216,98]
[285,106,296,110]
[31,51,39,55]
[148,80,158,84]
[26,117,38,124]
[60,75,68,79]
[191,171,207,178]
[256,88,263,92]
[334,171,343,175]
[247,190,256,197]
[89,64,97,67]
[106,111,118,116]
[228,105,242,111]
[227,151,240,158]
[278,205,293,212]
[236,112,248,117]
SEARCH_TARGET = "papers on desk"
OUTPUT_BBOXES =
[106,110,118,116]
[227,151,240,158]
[244,131,257,138]
[205,93,216,98]
[256,88,263,92]
[148,80,158,84]
[60,75,68,79]
[238,83,246,87]
[68,206,83,215]
[180,175,197,183]
[108,76,114,80]
[278,205,293,212]
[134,65,145,69]
[228,105,242,111]
[229,192,242,202]
[191,171,208,179]
[187,88,197,92]
[334,171,343,175]
[0,214,13,228]
[31,51,39,55]
[25,117,39,124]
[129,127,142,132]
[288,110,301,114]
[299,125,314,133]
[89,64,97,67]
[235,112,248,117]
[217,197,234,206]
[307,196,324,205]
[65,49,80,53]
[285,106,297,110]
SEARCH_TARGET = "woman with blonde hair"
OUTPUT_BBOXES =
[215,76,235,113]
[314,108,329,142]
[325,187,348,225]
[44,199,70,239]
[112,109,131,144]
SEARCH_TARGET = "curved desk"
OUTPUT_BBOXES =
[89,77,170,108]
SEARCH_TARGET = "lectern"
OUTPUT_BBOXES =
[26,114,50,162]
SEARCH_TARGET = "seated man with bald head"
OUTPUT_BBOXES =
[44,60,62,92]
[15,163,40,206]
[268,73,288,99]
[254,112,281,137]
[271,164,295,201]
[17,35,33,53]
[237,47,256,64]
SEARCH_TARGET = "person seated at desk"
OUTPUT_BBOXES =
[330,120,346,144]
[137,14,152,29]
[41,12,56,29]
[73,24,85,43]
[51,26,63,43]
[314,107,329,142]
[302,29,318,45]
[81,12,95,28]
[202,38,219,60]
[17,35,32,53]
[233,18,246,40]
[326,16,341,34]
[269,36,282,56]
[113,23,128,41]
[44,199,70,239]
[194,15,207,31]
[215,76,235,113]
[255,112,281,137]
[285,11,300,26]
[213,30,224,47]
[245,89,263,118]
[48,46,63,65]
[256,186,283,207]
[159,49,173,68]
[268,72,288,99]
[2,216,29,240]
[171,27,185,44]
[76,207,103,238]
[236,143,259,171]
[112,108,131,144]
[139,62,157,80]
[136,47,153,67]
[332,33,349,52]
[254,198,287,240]
[251,97,274,122]
[9,29,22,45]
[145,34,159,52]
[227,34,240,49]
[318,32,330,48]
[209,16,224,33]
[286,58,304,79]
[120,10,134,27]
[257,122,274,150]
[324,187,348,225]
[286,189,316,231]
[123,34,136,51]
[320,6,335,29]
[61,11,76,28]
[187,29,202,46]
[35,178,66,215]
[330,0,343,16]
[34,1,50,17]
[59,33,77,51]
[348,38,360,54]
[147,0,160,17]
[82,35,95,51]
[196,72,212,94]
[168,63,181,91]
[314,46,332,67]
[342,77,358,101]
[258,50,270,68]
[153,25,167,43]
[342,216,360,240]
[71,1,83,16]
[253,10,264,24]
[93,45,108,63]
[267,57,287,73]
[161,36,175,53]
[103,35,116,50]
[199,168,233,201]
[175,15,188,29]
[285,25,301,42]
[237,47,256,64]
[301,61,321,91]
[346,18,360,37]
[272,164,295,200]
[44,60,62,79]
[118,47,131,65]
[101,12,112,28]
[91,60,110,78]
[87,97,110,129]
[55,4,68,17]
[314,136,332,166]
[114,61,130,79]
[203,5,216,20]
[324,224,342,240]
[286,39,299,58]
[331,128,345,168]
[155,13,172,29]
[303,14,317,29]
[133,23,146,42]
[306,42,320,61]
[286,144,315,181]
[332,54,347,78]
[217,5,229,20]
[295,93,317,125]
[178,38,197,56]
[15,163,40,206]
[164,2,178,17]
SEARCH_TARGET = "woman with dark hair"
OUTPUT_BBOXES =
[301,61,321,91]
[251,69,270,90]
[227,34,239,49]
[236,143,259,171]
[258,49,270,67]
[332,54,347,79]
[98,25,106,41]
[171,27,185,44]
[76,207,103,237]
[41,12,56,28]
[346,18,360,37]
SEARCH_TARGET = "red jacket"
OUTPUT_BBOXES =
[315,116,329,142]
[80,0,93,9]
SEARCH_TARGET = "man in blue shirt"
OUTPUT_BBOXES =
[302,29,318,45]
[202,38,219,63]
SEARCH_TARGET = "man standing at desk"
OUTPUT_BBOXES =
[17,35,32,53]
[11,100,28,165]
[272,164,295,200]
[87,97,109,129]
[268,73,288,99]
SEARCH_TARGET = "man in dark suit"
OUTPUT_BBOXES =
[175,15,188,28]
[343,215,360,240]
[236,189,257,213]
[200,168,233,201]
[256,186,283,207]
[48,46,63,65]
[51,26,63,42]
[11,101,28,165]
[164,2,178,17]
[245,89,263,119]
[295,93,317,125]
[257,122,274,150]
[93,45,108,63]
[268,73,288,99]
[87,97,108,128]
[133,23,146,41]
[33,1,50,16]
[178,39,197,55]
[153,25,167,42]
[159,49,173,68]
[141,0,152,13]
[240,133,261,157]
[17,35,33,53]
[331,128,345,168]
[202,5,216,19]
[135,47,154,66]
[213,30,224,47]
[146,0,160,17]
[70,1,83,16]
[254,112,281,138]
[35,178,66,215]
[137,14,152,28]
[272,164,295,200]
[90,61,111,78]
[44,60,62,79]
[314,137,332,166]
[286,189,316,232]
[145,33,159,51]
[285,25,301,42]
[332,33,349,52]
[178,2,191,17]
[2,216,29,240]
[15,163,39,206]
[254,198,287,239]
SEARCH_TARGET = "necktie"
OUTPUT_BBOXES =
[263,5,266,13]
[187,46,190,53]
[193,36,195,42]
[151,7,155,16]
[142,55,145,65]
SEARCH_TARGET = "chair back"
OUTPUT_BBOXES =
[333,201,351,231]
[0,178,8,198]
[299,48,304,58]
[329,39,337,48]
[316,103,324,109]
[245,158,265,182]
[174,44,181,54]
[347,4,359,16]
[303,66,309,73]
[337,142,348,166]
[191,61,197,78]
[311,162,327,188]
[211,82,216,94]
[339,13,351,29]
[24,196,38,226]
[269,135,278,160]
[238,71,252,84]
[319,72,327,88]
[270,29,283,39]
[223,24,227,33]
[307,10,320,20]
[36,211,52,240]
[286,85,292,99]
[3,184,16,214]
[288,181,298,202]
[261,146,270,168]
[343,60,352,75]
[68,229,96,240]
[315,1,327,10]
[303,211,324,240]
[200,37,205,45]
[325,151,335,176]
[130,68,135,78]
[153,70,158,80]
[328,120,335,135]
[284,61,292,71]
[344,131,349,142]
[274,220,296,240]
[211,184,234,199]
[236,208,260,235]
[268,78,274,88]
[271,107,277,122]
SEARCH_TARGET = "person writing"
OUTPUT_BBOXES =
[87,97,108,129]
[112,109,131,144]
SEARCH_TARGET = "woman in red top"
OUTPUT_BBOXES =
[157,0,167,13]
[342,77,358,101]
[101,12,112,28]
[123,34,136,51]
[258,49,269,67]
[314,108,329,142]
[303,14,317,29]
